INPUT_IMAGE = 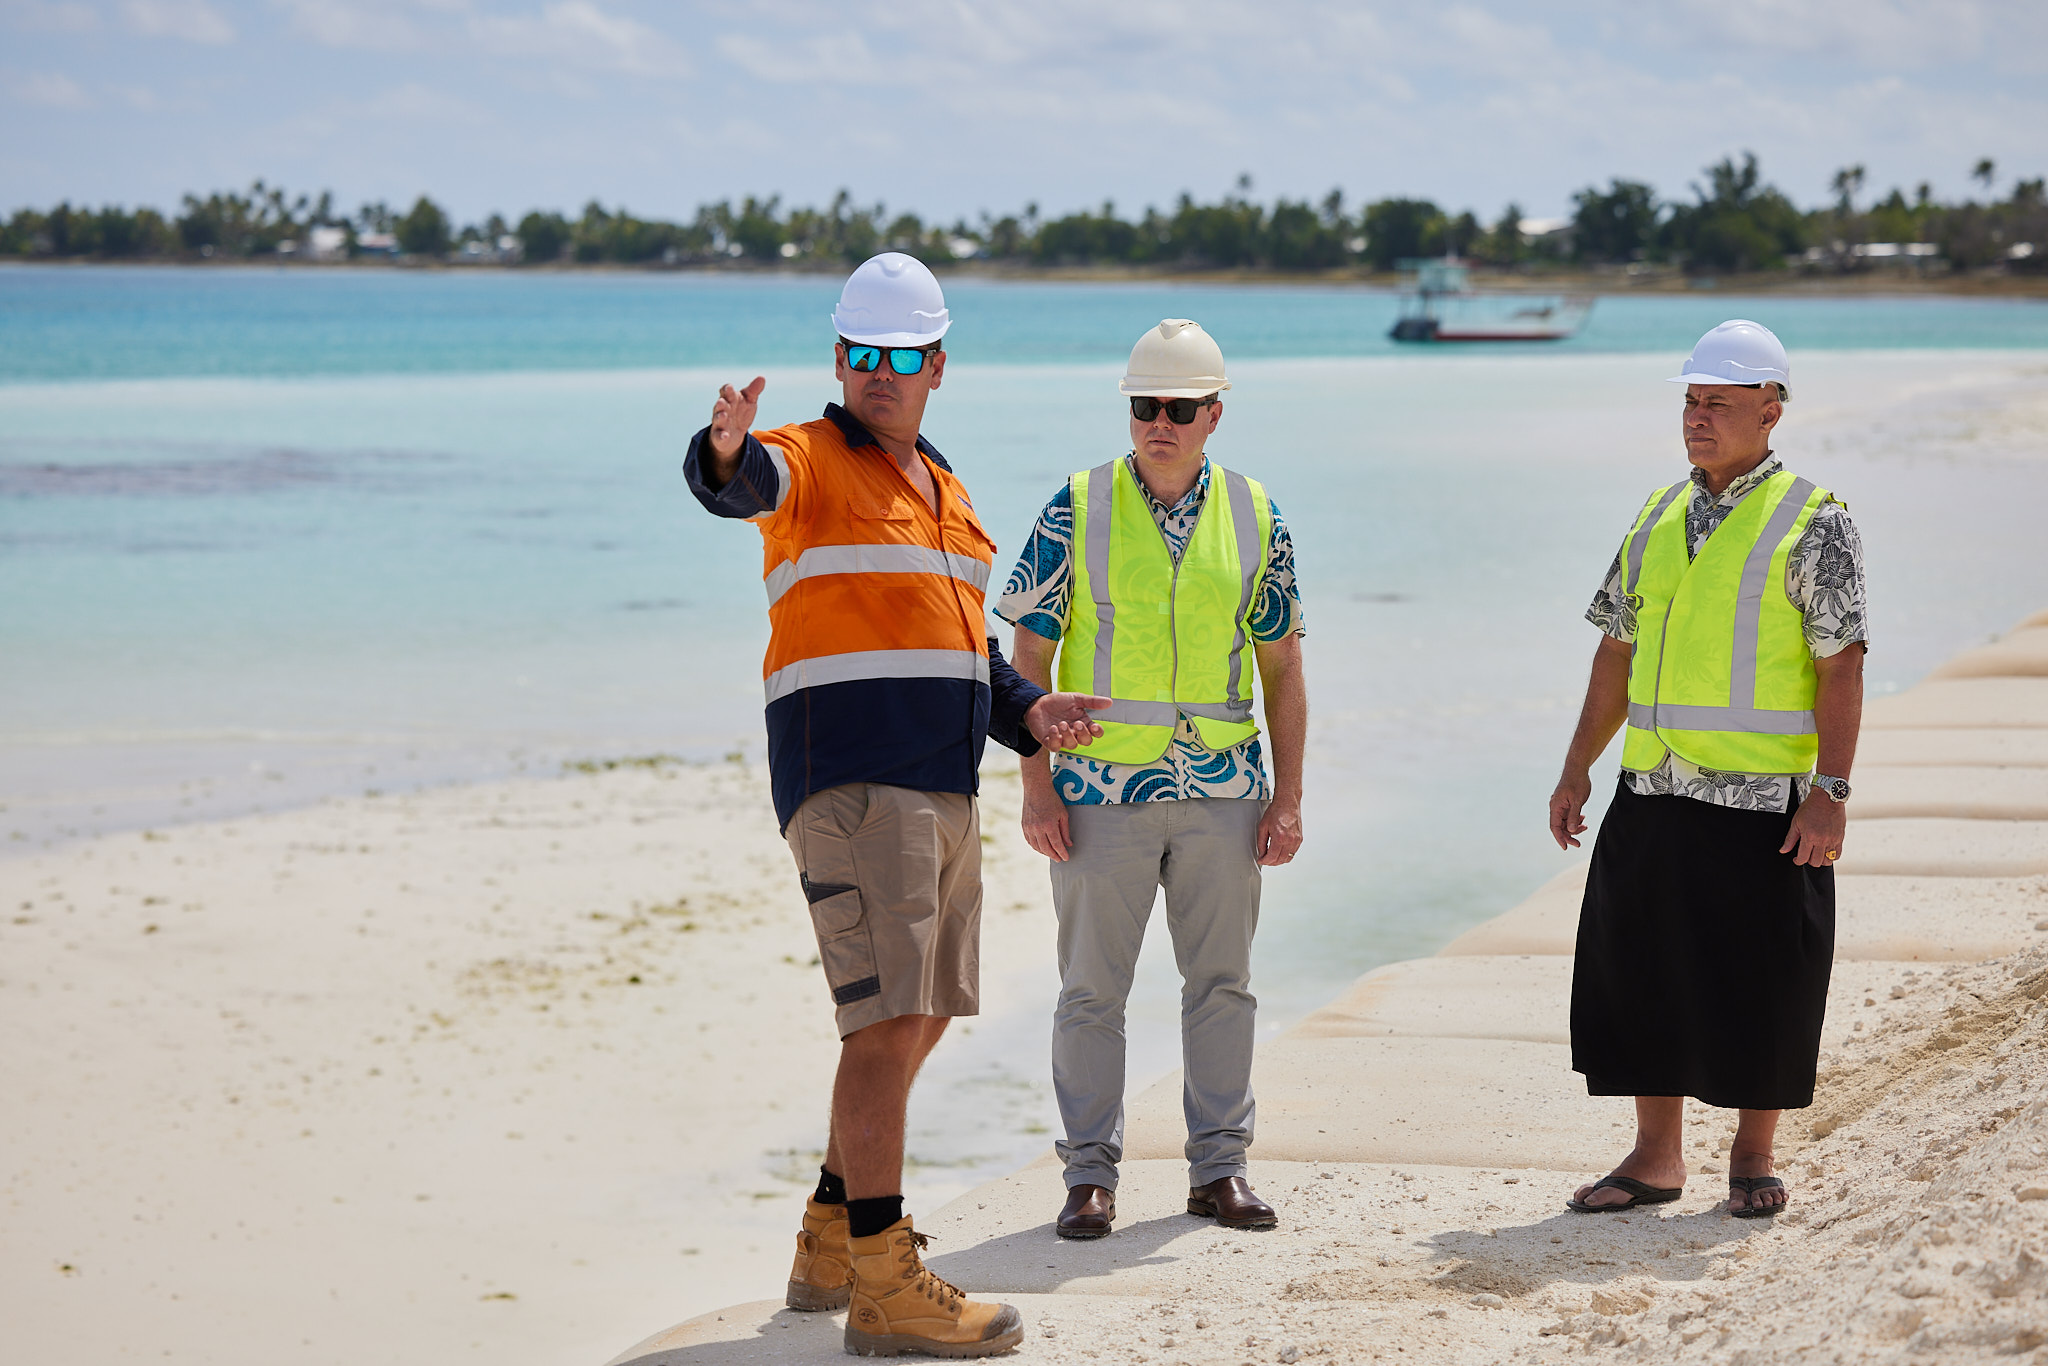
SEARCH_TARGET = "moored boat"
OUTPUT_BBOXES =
[1389,259,1593,342]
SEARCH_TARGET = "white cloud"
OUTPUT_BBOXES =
[271,0,428,51]
[11,68,93,106]
[279,77,492,141]
[4,0,102,32]
[1649,0,1990,68]
[711,31,873,85]
[470,1,692,79]
[121,0,233,43]
[372,78,491,125]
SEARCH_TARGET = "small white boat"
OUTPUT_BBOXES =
[1389,259,1593,342]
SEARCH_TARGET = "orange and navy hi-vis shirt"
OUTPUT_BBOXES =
[685,403,1045,828]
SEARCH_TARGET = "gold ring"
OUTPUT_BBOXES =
[1825,850,1840,860]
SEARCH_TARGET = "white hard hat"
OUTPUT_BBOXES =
[1120,318,1232,399]
[830,252,951,347]
[1667,319,1792,402]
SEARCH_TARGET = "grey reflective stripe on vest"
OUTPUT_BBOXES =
[1624,480,1689,594]
[1181,699,1255,722]
[1221,469,1262,706]
[1094,699,1178,726]
[763,647,989,704]
[1082,461,1119,698]
[1627,701,1817,736]
[1092,698,1255,727]
[1728,478,1817,710]
[763,543,991,607]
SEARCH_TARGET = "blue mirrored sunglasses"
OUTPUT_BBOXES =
[841,338,941,375]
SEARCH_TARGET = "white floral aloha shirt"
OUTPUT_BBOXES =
[995,455,1304,804]
[1586,455,1869,812]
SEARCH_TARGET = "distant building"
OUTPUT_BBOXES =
[306,226,348,261]
[1851,242,1940,261]
[1519,217,1574,256]
[1802,240,1943,273]
[356,231,398,258]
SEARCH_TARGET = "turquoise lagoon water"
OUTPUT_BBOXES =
[6,264,2048,1038]
[8,265,2048,380]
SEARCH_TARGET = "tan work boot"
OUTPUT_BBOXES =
[844,1217,1023,1357]
[785,1198,852,1311]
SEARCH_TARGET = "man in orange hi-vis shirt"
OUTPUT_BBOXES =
[686,252,1106,1357]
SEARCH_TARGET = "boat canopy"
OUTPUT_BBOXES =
[1415,260,1468,294]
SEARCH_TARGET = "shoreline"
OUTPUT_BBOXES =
[6,256,2048,298]
[616,608,2048,1366]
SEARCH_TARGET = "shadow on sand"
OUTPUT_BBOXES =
[609,1212,1231,1365]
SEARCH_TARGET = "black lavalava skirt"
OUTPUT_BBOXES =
[1570,778,1835,1110]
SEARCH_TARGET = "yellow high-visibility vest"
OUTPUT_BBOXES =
[1056,458,1273,764]
[1620,468,1832,775]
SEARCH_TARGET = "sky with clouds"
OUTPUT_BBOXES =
[5,0,2046,226]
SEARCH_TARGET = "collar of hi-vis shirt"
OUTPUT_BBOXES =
[823,402,955,475]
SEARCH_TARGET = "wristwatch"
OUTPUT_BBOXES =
[1813,773,1852,803]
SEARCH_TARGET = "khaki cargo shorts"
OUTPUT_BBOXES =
[783,783,982,1038]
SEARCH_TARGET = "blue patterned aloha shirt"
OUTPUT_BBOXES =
[994,454,1304,805]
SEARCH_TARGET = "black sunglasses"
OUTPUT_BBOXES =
[1130,395,1215,424]
[840,338,942,375]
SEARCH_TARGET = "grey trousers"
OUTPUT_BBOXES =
[1049,798,1263,1191]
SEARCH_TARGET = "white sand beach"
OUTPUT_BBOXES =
[612,622,2048,1366]
[6,354,2048,1366]
[0,759,1060,1364]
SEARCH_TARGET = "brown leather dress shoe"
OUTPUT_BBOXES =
[1187,1176,1277,1229]
[1056,1184,1115,1239]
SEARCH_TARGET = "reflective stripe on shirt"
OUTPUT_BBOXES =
[763,647,991,704]
[764,542,991,607]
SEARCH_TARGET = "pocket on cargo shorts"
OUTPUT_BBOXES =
[801,873,880,1007]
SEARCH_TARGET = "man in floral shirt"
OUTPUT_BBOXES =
[1549,320,1867,1224]
[997,319,1307,1239]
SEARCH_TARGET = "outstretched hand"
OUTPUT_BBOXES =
[709,376,766,459]
[1026,692,1110,753]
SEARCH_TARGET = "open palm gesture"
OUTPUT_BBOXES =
[709,376,766,459]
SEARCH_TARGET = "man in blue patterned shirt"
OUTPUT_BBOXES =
[996,319,1308,1239]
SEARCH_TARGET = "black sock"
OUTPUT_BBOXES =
[846,1195,905,1239]
[813,1166,847,1206]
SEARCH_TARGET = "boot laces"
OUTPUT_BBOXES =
[897,1230,963,1307]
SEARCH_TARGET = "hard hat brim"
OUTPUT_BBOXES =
[833,321,952,348]
[1666,371,1791,402]
[1119,376,1231,399]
